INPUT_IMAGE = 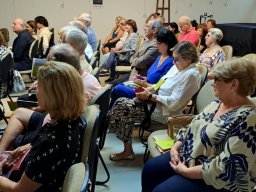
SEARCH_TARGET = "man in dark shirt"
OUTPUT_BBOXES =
[12,18,34,71]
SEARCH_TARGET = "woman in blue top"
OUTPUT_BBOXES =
[109,28,177,108]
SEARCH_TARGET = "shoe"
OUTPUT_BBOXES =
[99,69,110,77]
[101,69,109,73]
[109,153,135,161]
[105,78,115,83]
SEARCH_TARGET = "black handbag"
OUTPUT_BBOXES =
[116,50,135,65]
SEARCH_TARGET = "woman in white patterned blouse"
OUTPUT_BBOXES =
[142,57,256,192]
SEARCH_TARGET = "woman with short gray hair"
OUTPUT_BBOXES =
[199,28,225,72]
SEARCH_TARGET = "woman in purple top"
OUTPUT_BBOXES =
[109,28,177,108]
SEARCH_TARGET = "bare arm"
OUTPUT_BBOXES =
[0,108,34,152]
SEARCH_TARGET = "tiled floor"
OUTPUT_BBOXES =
[95,132,145,192]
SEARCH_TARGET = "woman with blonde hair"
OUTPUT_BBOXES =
[0,61,86,191]
[142,57,256,192]
[102,16,125,54]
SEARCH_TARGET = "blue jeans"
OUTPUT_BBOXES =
[142,152,229,192]
[105,52,117,78]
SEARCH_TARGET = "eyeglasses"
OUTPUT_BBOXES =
[173,57,183,65]
[214,76,219,82]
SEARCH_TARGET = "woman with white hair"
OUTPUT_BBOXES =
[199,28,225,72]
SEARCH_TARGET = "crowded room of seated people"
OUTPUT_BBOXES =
[0,1,256,191]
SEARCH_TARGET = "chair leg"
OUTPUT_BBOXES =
[143,144,150,163]
[0,101,8,124]
[96,150,110,185]
[139,128,148,146]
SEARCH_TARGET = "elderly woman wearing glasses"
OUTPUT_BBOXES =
[142,57,256,192]
[107,41,201,161]
[199,28,225,72]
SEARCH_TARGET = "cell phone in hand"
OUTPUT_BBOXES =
[135,87,144,93]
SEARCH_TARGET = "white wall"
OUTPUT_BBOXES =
[0,0,256,45]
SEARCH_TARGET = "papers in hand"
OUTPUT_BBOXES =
[31,58,47,79]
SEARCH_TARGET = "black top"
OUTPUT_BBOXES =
[24,117,86,192]
[12,29,34,70]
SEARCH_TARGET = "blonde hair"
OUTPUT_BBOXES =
[213,58,256,96]
[116,16,123,22]
[37,61,86,120]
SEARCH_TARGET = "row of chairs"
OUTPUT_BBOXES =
[63,84,112,192]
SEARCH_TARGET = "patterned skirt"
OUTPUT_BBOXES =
[108,97,146,143]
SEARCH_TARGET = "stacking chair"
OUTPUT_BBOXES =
[89,56,98,69]
[62,162,90,192]
[96,39,101,52]
[20,38,41,83]
[222,45,233,59]
[187,64,208,114]
[81,105,100,192]
[243,53,256,63]
[0,53,14,123]
[89,84,112,185]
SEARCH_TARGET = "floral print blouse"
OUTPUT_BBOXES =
[177,99,256,192]
[199,48,225,71]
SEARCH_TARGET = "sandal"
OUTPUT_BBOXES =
[109,153,135,161]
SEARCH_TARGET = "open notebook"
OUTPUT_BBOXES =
[31,58,47,79]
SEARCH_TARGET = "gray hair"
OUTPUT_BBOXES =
[173,41,199,63]
[213,58,256,96]
[60,26,88,55]
[76,12,92,26]
[69,20,88,34]
[150,19,162,30]
[178,16,191,24]
[47,44,81,72]
[208,28,223,43]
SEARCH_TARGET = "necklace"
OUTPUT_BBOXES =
[157,55,169,68]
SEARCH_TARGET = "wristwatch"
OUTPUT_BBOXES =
[148,93,153,100]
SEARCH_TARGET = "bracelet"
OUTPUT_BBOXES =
[148,93,153,100]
